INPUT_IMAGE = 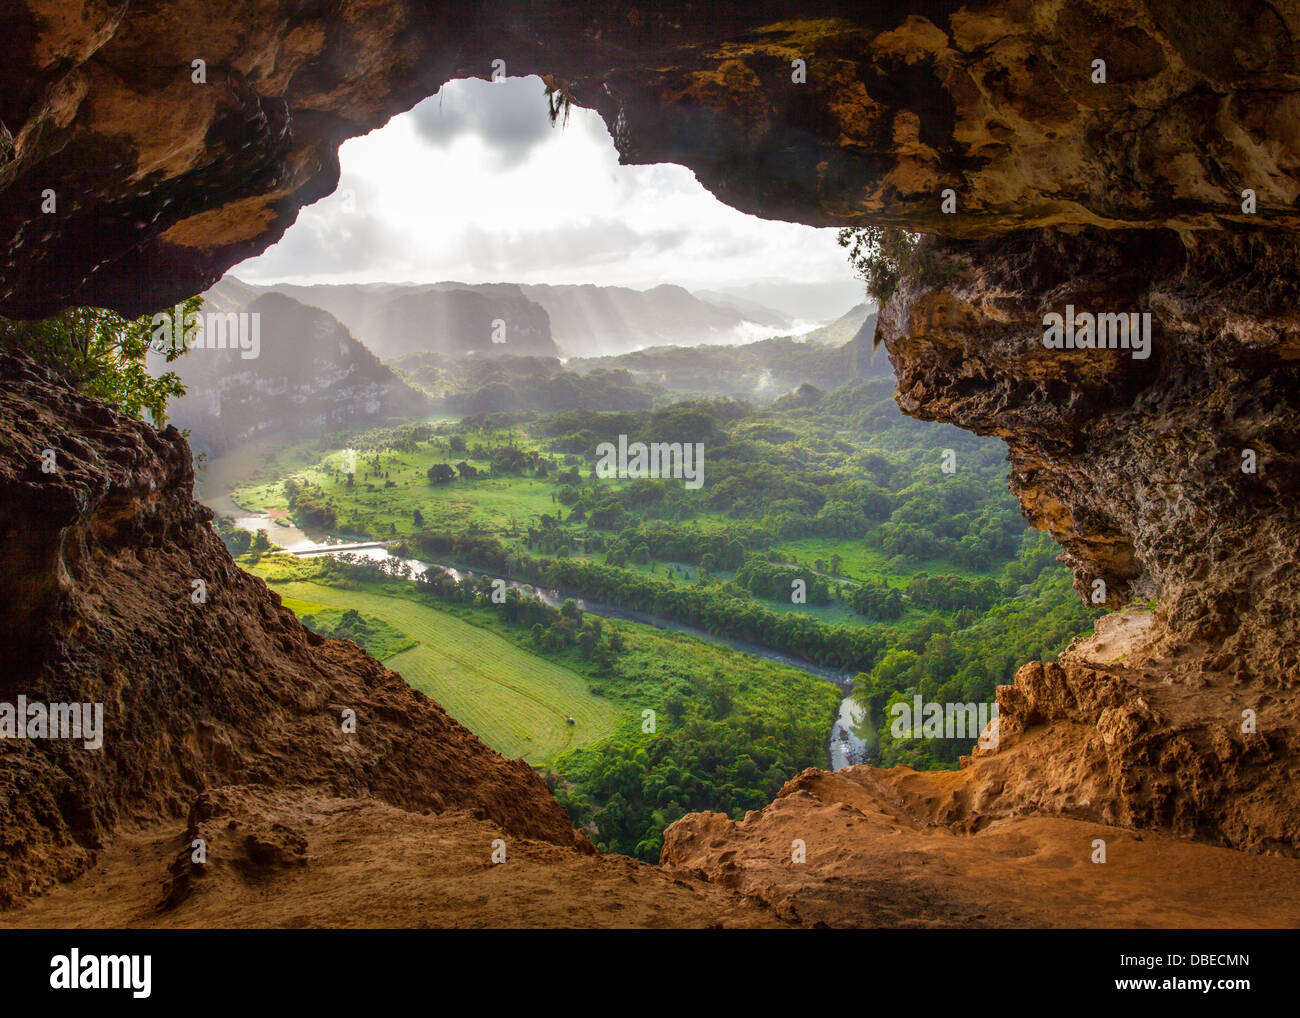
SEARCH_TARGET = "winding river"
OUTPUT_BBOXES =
[214,500,872,770]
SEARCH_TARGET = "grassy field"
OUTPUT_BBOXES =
[774,534,997,583]
[231,430,576,537]
[269,579,621,764]
[277,593,417,660]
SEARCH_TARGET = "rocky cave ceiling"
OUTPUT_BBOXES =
[0,0,1296,318]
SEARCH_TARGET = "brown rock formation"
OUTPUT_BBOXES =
[659,766,1300,928]
[881,227,1300,658]
[2,786,784,929]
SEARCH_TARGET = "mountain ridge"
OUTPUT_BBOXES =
[152,287,430,456]
[223,276,810,359]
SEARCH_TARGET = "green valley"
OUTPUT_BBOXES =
[205,339,1101,860]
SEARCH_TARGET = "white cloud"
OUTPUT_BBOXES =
[232,76,861,313]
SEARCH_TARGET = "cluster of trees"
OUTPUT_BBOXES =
[412,529,513,573]
[284,478,338,529]
[599,521,756,570]
[850,533,1100,769]
[0,296,200,424]
[213,514,256,555]
[733,558,833,605]
[848,581,906,620]
[487,444,536,474]
[905,572,1002,613]
[549,645,840,862]
[532,557,884,672]
[330,420,434,454]
[423,441,559,484]
[554,707,829,860]
[877,503,1023,571]
[297,607,412,660]
[427,461,480,483]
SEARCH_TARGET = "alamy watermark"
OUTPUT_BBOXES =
[595,434,704,489]
[150,305,261,359]
[0,696,104,749]
[890,696,999,748]
[1042,305,1151,360]
[50,950,150,998]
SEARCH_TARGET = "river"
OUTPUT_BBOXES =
[209,497,872,770]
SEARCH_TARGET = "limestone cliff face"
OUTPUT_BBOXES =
[880,227,1300,671]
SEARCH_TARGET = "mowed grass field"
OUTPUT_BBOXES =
[238,464,563,534]
[229,428,574,537]
[775,534,997,583]
[270,580,620,765]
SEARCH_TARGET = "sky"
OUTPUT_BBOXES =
[230,76,865,322]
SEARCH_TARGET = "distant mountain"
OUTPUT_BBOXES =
[390,351,663,415]
[690,290,789,328]
[240,280,559,360]
[218,277,795,359]
[705,280,869,323]
[801,304,876,346]
[770,382,826,410]
[514,282,778,356]
[569,326,894,403]
[152,287,429,455]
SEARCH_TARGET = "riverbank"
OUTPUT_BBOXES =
[200,455,868,770]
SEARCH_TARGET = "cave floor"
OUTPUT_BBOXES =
[2,782,1296,929]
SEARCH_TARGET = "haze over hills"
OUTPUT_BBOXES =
[800,303,874,346]
[565,306,886,400]
[151,288,429,455]
[691,290,790,326]
[379,305,881,413]
[213,276,835,360]
[234,280,560,360]
[154,277,879,455]
[702,279,869,322]
[513,281,789,354]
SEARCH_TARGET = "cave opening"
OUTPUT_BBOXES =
[128,73,1092,862]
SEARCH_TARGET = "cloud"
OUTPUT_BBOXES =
[457,218,694,277]
[407,77,555,170]
[232,75,860,315]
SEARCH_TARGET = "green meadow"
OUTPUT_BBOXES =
[270,578,620,764]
